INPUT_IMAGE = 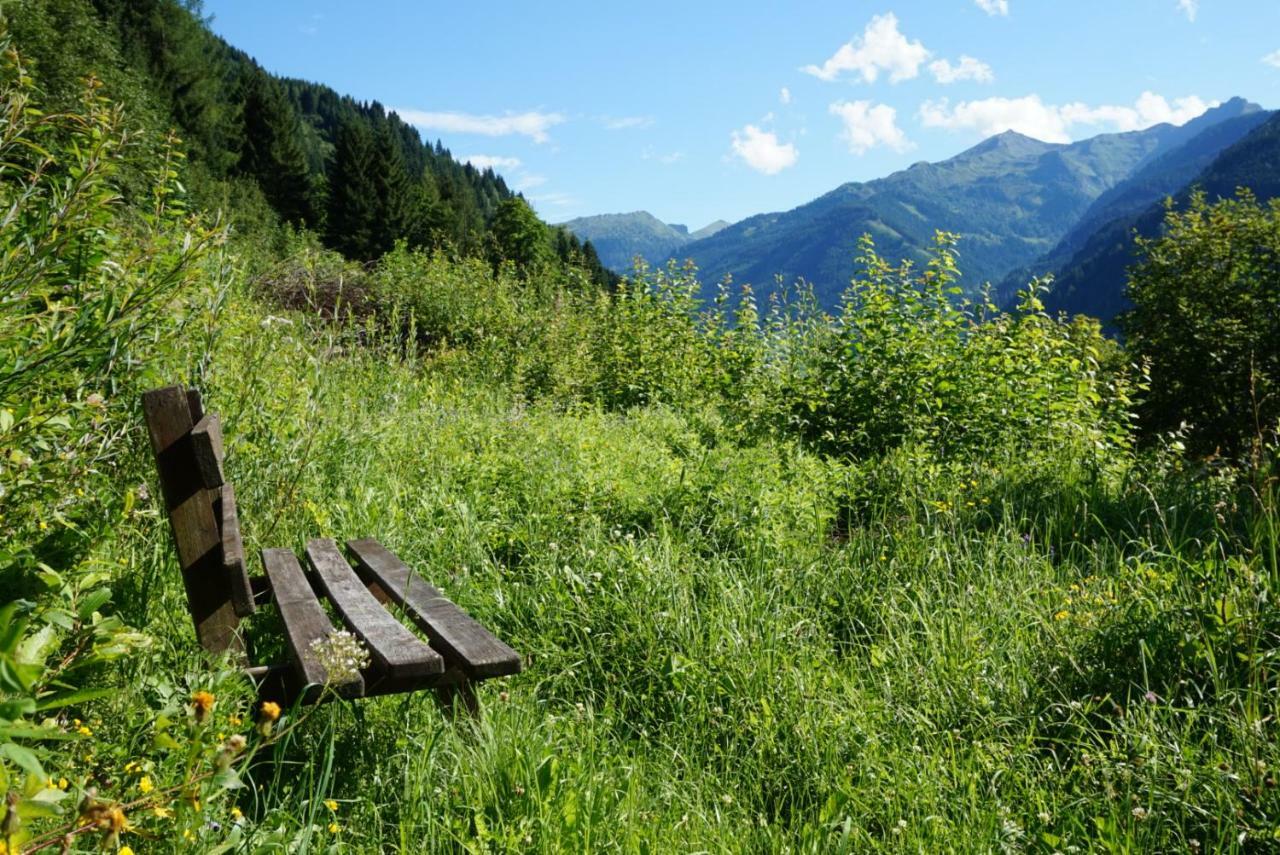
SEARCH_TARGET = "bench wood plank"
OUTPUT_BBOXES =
[261,548,364,700]
[142,386,241,655]
[190,413,226,489]
[304,539,444,682]
[217,483,255,617]
[346,539,521,679]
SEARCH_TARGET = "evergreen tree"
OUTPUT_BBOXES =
[325,118,378,260]
[238,66,319,227]
[369,113,413,256]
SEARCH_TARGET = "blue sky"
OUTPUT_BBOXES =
[204,1,1280,228]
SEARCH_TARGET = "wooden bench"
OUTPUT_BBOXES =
[142,384,520,710]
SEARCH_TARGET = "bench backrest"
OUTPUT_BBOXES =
[142,385,255,655]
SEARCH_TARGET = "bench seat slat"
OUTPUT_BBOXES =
[346,539,521,679]
[261,548,364,699]
[304,539,444,681]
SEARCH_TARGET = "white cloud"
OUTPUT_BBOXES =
[1178,0,1198,21]
[801,13,929,83]
[462,155,522,172]
[1264,50,1280,68]
[780,87,792,105]
[514,174,547,191]
[528,191,579,213]
[730,125,798,174]
[829,101,912,155]
[918,92,1214,143]
[974,0,1009,15]
[394,109,565,143]
[929,55,995,84]
[603,115,654,130]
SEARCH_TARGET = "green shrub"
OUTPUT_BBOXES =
[1123,190,1280,458]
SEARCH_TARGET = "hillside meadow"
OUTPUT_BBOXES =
[1,29,1279,855]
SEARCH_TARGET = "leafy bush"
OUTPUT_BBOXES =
[776,233,1139,461]
[1123,190,1280,458]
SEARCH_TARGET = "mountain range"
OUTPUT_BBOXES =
[558,212,729,271]
[566,97,1278,324]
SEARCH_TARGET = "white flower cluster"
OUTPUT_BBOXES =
[310,630,371,683]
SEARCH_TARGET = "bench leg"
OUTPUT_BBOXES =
[435,679,479,718]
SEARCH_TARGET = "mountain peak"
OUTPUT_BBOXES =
[954,128,1058,161]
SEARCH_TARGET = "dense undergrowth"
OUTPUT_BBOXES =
[2,39,1279,854]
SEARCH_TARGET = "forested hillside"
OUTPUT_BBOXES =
[1042,110,1280,321]
[561,212,729,272]
[5,0,612,281]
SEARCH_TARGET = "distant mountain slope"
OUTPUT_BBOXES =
[561,212,727,272]
[1001,98,1268,302]
[671,101,1258,308]
[1041,110,1280,323]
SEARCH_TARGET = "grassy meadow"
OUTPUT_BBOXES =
[2,34,1279,854]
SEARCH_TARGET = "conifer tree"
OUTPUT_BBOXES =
[238,67,319,227]
[325,117,378,260]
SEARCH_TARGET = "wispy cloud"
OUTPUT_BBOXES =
[1177,0,1199,22]
[528,192,579,214]
[514,174,548,191]
[299,13,323,36]
[462,155,522,172]
[919,91,1214,143]
[394,109,565,143]
[730,124,798,174]
[829,101,912,154]
[801,13,929,83]
[780,87,792,105]
[642,147,685,165]
[930,56,995,84]
[602,115,655,130]
[974,0,1009,15]
[1264,50,1280,68]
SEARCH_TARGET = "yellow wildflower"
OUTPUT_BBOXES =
[138,776,153,795]
[183,829,195,841]
[328,822,341,834]
[1054,610,1070,621]
[259,701,281,722]
[119,848,135,855]
[230,806,244,821]
[228,714,243,726]
[152,806,174,819]
[77,725,92,736]
[58,777,68,789]
[192,691,216,723]
[324,799,339,811]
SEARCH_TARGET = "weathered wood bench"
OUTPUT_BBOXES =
[142,384,520,710]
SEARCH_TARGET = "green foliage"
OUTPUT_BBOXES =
[0,41,226,559]
[1123,190,1280,456]
[488,197,552,274]
[785,233,1139,461]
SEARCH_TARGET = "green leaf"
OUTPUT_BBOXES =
[0,698,36,720]
[0,723,71,742]
[77,587,111,619]
[0,741,46,779]
[34,687,114,712]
